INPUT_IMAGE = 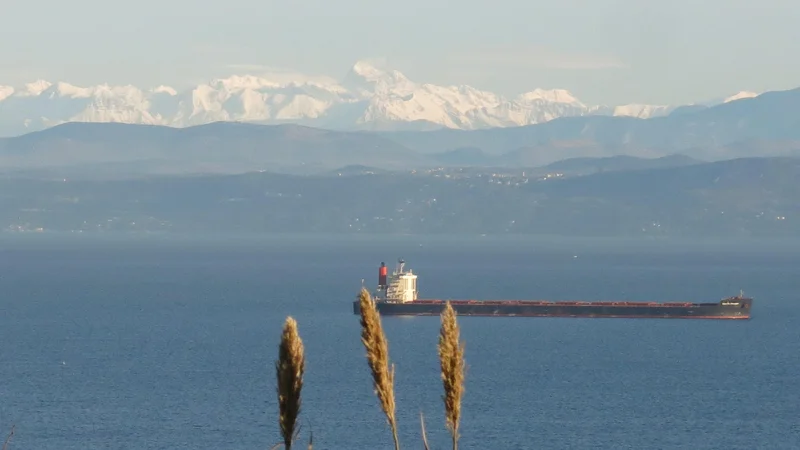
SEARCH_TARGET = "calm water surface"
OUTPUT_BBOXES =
[0,234,799,449]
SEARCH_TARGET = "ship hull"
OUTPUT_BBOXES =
[353,299,752,320]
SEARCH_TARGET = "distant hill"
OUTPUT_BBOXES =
[430,147,495,166]
[2,156,797,237]
[536,154,703,176]
[0,121,433,176]
[668,104,709,117]
[323,164,393,176]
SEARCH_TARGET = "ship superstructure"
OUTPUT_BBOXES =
[375,259,418,303]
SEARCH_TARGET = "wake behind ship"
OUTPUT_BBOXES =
[353,259,753,320]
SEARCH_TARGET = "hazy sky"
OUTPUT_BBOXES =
[1,0,799,105]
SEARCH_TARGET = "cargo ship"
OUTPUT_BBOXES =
[352,259,753,320]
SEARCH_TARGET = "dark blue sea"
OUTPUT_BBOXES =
[1,234,799,449]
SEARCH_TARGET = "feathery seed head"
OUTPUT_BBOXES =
[276,316,305,450]
[439,302,465,447]
[358,287,400,449]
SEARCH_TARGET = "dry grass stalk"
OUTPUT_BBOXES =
[419,412,430,450]
[438,302,465,450]
[2,425,14,450]
[358,287,400,450]
[276,317,305,450]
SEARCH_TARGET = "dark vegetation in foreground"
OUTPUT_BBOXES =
[270,289,465,450]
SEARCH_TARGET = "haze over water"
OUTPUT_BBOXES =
[1,234,799,449]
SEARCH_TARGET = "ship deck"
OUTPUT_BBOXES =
[408,299,718,307]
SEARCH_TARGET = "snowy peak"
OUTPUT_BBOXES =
[0,85,13,102]
[199,73,349,98]
[724,91,759,103]
[152,85,178,96]
[517,88,582,105]
[209,74,283,91]
[351,59,391,81]
[611,103,673,119]
[343,59,415,96]
[50,82,93,98]
[349,59,410,85]
[15,80,53,97]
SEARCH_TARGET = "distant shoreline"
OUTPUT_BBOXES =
[3,231,800,252]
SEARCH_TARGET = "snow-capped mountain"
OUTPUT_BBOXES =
[0,60,760,136]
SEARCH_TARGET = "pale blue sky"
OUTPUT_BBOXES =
[1,0,798,105]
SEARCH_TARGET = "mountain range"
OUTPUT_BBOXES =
[1,82,798,177]
[0,60,759,137]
